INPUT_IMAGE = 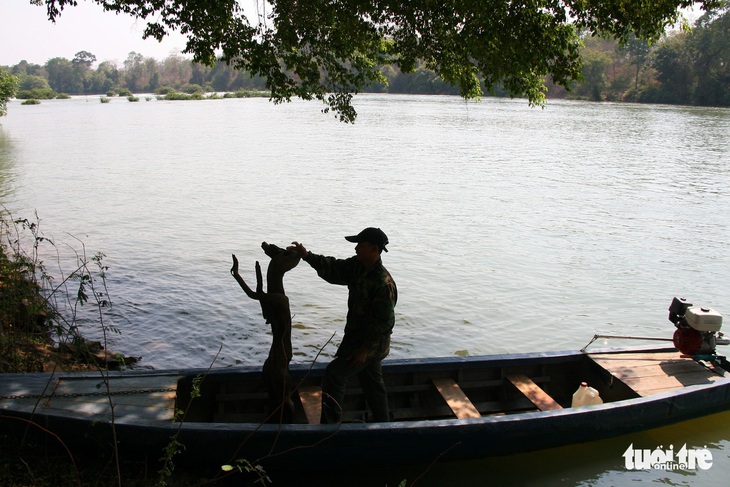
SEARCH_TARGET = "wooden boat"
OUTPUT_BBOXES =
[2,343,729,470]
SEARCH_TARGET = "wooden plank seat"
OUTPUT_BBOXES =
[298,385,322,425]
[506,374,563,411]
[432,377,481,419]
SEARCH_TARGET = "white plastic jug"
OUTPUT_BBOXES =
[572,382,603,407]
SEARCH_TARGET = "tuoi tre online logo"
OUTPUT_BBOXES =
[623,443,713,471]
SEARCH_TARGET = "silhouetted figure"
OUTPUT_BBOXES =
[289,228,397,423]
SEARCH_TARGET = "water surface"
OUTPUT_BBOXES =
[1,94,729,485]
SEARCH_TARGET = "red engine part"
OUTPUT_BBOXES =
[673,327,703,355]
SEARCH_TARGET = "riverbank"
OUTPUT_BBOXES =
[0,217,192,486]
[0,229,136,373]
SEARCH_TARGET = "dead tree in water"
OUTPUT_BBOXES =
[231,242,300,423]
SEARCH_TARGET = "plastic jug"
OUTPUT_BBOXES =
[572,382,603,407]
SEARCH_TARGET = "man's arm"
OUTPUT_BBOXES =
[288,241,354,285]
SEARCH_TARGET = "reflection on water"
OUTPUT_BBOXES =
[270,410,730,486]
[0,129,17,201]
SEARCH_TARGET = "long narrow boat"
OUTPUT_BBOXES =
[1,342,729,470]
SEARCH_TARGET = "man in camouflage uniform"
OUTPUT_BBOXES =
[289,227,397,423]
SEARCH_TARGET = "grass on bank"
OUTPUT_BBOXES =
[0,213,119,373]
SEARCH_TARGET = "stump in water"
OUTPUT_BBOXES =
[231,242,300,423]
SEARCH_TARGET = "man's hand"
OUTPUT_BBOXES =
[288,241,308,258]
[348,346,370,369]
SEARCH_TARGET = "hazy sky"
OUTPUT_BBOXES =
[1,0,189,66]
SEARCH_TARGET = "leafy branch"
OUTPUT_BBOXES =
[37,0,722,121]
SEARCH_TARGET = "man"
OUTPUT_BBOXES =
[289,227,397,423]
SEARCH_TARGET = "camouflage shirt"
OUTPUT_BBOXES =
[303,252,397,360]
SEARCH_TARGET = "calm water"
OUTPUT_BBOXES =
[1,94,729,485]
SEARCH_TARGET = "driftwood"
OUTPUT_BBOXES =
[231,242,300,422]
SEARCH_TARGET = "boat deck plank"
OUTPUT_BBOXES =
[2,375,178,422]
[432,378,481,419]
[506,374,563,411]
[589,351,728,397]
[298,386,322,425]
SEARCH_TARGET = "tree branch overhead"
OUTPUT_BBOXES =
[38,0,722,121]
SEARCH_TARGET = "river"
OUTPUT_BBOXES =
[1,93,729,485]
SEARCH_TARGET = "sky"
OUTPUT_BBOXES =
[1,0,190,67]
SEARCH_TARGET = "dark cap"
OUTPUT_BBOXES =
[345,227,389,252]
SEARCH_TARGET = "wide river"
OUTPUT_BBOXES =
[1,93,729,485]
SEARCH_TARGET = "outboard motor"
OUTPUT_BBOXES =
[669,297,728,359]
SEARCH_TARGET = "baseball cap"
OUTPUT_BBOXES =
[344,227,389,252]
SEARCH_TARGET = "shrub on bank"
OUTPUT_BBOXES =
[0,212,123,372]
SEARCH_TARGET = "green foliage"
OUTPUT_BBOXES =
[576,49,612,101]
[17,74,51,92]
[220,459,271,485]
[190,374,203,399]
[73,50,96,67]
[155,86,175,95]
[100,96,111,103]
[565,6,730,106]
[0,211,118,372]
[222,89,269,98]
[0,220,51,373]
[16,87,58,99]
[127,95,140,102]
[158,90,216,100]
[160,91,188,100]
[388,63,461,95]
[1,211,219,484]
[157,437,185,487]
[181,83,204,94]
[45,57,83,94]
[20,99,41,105]
[38,0,721,121]
[116,87,132,97]
[0,68,19,117]
[7,3,729,116]
[689,4,730,105]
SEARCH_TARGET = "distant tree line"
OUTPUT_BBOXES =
[4,51,270,100]
[2,7,728,108]
[548,7,729,106]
